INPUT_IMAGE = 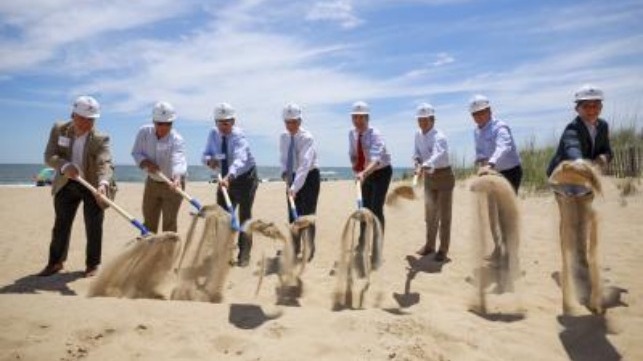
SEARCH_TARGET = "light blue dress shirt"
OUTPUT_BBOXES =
[413,128,450,169]
[279,127,319,193]
[131,124,187,180]
[348,127,392,170]
[474,119,521,171]
[202,126,256,178]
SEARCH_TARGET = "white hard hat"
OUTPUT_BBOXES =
[214,102,235,121]
[152,101,176,123]
[574,84,604,102]
[72,95,100,119]
[469,94,490,113]
[416,103,435,118]
[283,103,302,120]
[351,101,369,115]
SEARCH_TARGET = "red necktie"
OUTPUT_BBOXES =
[354,133,365,172]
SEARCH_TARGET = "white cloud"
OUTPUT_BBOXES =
[1,0,642,166]
[305,1,363,29]
[0,0,198,72]
[432,52,454,67]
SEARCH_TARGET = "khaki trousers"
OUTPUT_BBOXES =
[142,177,184,233]
[423,167,455,253]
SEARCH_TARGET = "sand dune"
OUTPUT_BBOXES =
[0,177,641,360]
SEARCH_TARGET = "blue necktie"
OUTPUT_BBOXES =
[221,135,229,176]
[286,135,295,185]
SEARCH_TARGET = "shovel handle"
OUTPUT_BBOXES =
[153,171,202,211]
[75,176,150,236]
[288,193,299,220]
[217,174,241,231]
[355,180,363,209]
[412,173,419,187]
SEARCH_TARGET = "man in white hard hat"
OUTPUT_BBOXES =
[280,103,320,262]
[131,101,187,233]
[349,101,392,251]
[413,103,455,263]
[469,94,522,193]
[546,84,613,176]
[38,95,116,277]
[547,85,613,299]
[203,103,259,267]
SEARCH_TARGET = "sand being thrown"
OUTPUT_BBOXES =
[468,172,523,315]
[87,232,181,299]
[333,207,383,310]
[171,204,237,303]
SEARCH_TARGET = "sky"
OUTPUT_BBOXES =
[1,0,642,167]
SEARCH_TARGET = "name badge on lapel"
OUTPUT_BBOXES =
[58,136,71,147]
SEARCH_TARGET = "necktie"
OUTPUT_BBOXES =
[221,135,229,176]
[286,135,295,185]
[355,133,365,172]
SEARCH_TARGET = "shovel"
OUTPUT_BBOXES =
[217,174,241,231]
[75,176,150,236]
[153,171,203,213]
[385,171,420,205]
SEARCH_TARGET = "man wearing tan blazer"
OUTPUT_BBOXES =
[38,96,115,277]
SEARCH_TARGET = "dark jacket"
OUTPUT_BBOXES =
[546,116,612,176]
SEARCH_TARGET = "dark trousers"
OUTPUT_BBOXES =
[500,165,523,194]
[286,168,320,256]
[362,165,392,231]
[49,180,104,268]
[217,167,259,261]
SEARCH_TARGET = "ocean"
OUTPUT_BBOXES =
[0,164,414,186]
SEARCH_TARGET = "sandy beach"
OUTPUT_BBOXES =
[0,177,641,361]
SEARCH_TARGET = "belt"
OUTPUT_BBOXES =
[433,166,452,173]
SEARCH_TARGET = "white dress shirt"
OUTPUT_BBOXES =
[413,128,450,169]
[474,118,521,171]
[279,127,319,193]
[131,124,188,181]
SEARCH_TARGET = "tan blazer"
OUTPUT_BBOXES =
[44,120,115,196]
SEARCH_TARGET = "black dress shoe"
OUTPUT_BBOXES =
[84,266,98,278]
[237,258,250,268]
[36,263,63,277]
[435,251,447,262]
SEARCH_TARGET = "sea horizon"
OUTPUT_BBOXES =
[0,163,414,186]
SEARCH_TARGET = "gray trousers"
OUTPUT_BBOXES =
[423,167,455,253]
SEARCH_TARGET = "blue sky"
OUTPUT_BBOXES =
[1,0,642,167]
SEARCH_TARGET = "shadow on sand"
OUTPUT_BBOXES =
[389,255,449,311]
[228,303,281,329]
[0,271,84,296]
[558,315,621,361]
[550,271,626,361]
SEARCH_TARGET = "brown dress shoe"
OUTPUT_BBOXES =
[84,266,98,278]
[416,246,435,257]
[36,263,63,277]
[435,251,447,262]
